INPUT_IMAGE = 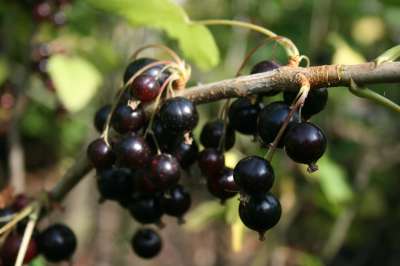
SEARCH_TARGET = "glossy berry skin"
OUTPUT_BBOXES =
[87,138,115,169]
[97,168,134,202]
[131,74,162,102]
[1,232,38,266]
[111,105,145,134]
[94,105,111,133]
[233,156,274,195]
[150,154,181,190]
[258,101,299,148]
[170,139,199,169]
[38,224,77,262]
[123,58,169,85]
[159,97,198,134]
[239,193,281,238]
[200,120,235,151]
[129,195,163,224]
[160,185,191,219]
[207,167,238,202]
[250,60,281,96]
[283,87,328,120]
[131,228,162,259]
[284,122,327,165]
[150,117,182,152]
[198,148,225,177]
[115,135,151,169]
[228,98,261,135]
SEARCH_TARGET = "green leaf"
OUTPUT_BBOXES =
[375,45,400,65]
[29,256,46,266]
[85,0,219,70]
[48,55,102,112]
[0,57,9,85]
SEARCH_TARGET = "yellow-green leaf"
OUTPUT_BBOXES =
[48,55,102,112]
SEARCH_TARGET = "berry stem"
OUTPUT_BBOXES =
[196,19,300,65]
[130,43,183,65]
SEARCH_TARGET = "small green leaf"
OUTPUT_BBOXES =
[85,0,219,69]
[375,45,400,65]
[48,55,102,112]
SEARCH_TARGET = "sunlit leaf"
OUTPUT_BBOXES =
[329,33,365,64]
[48,55,102,112]
[231,219,245,252]
[375,45,400,65]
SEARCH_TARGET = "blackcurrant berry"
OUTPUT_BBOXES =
[160,184,191,221]
[12,194,31,212]
[284,122,327,169]
[283,87,328,120]
[150,154,181,191]
[258,101,299,148]
[239,193,281,239]
[159,97,198,134]
[200,119,235,151]
[233,156,274,195]
[131,74,162,102]
[198,148,225,177]
[1,232,38,266]
[115,135,151,169]
[133,169,159,195]
[38,224,77,262]
[228,97,261,135]
[94,104,111,133]
[97,168,134,202]
[129,195,164,224]
[131,228,162,259]
[123,58,169,85]
[250,60,281,96]
[207,167,238,203]
[169,139,199,169]
[111,105,145,134]
[150,117,182,152]
[87,138,115,169]
[0,208,14,227]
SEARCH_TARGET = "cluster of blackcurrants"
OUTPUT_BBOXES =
[87,56,328,259]
[19,0,72,26]
[0,195,77,265]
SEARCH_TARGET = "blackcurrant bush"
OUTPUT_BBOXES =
[129,195,164,224]
[283,87,328,120]
[115,135,151,169]
[131,228,162,259]
[284,122,327,169]
[111,105,145,134]
[250,60,281,96]
[131,74,162,102]
[38,224,77,262]
[94,104,111,133]
[200,119,235,150]
[1,232,38,266]
[228,97,261,135]
[150,154,181,190]
[239,193,281,239]
[159,97,198,134]
[87,138,115,169]
[233,155,274,195]
[198,148,225,177]
[207,167,238,203]
[258,101,299,148]
[97,168,134,202]
[169,139,199,169]
[160,184,191,221]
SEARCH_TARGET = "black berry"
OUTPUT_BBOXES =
[150,154,181,191]
[131,74,162,102]
[228,98,261,135]
[160,184,191,221]
[129,195,163,224]
[1,232,38,266]
[87,138,115,169]
[115,135,151,169]
[233,156,274,195]
[123,58,169,85]
[94,104,111,133]
[250,60,281,96]
[111,105,145,134]
[131,228,162,259]
[170,139,199,169]
[198,148,225,177]
[159,97,198,134]
[200,119,235,150]
[97,168,134,202]
[207,167,238,203]
[0,208,14,227]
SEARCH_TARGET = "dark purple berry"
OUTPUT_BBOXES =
[250,60,281,96]
[160,184,191,220]
[228,98,261,135]
[87,138,115,169]
[170,139,199,169]
[149,117,182,152]
[129,195,163,224]
[159,97,198,134]
[284,122,327,169]
[1,232,38,266]
[96,168,134,202]
[200,120,235,151]
[12,194,31,212]
[233,156,274,195]
[131,74,162,102]
[207,167,238,202]
[115,135,151,169]
[38,224,77,262]
[258,101,299,148]
[239,193,281,239]
[283,87,328,119]
[111,105,145,134]
[198,148,225,177]
[123,58,169,85]
[133,169,159,195]
[150,154,180,190]
[94,104,111,133]
[131,228,162,259]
